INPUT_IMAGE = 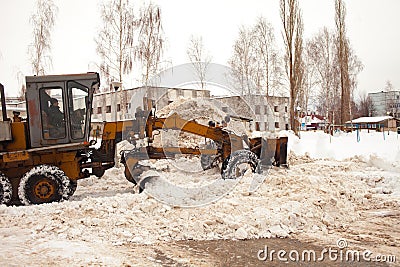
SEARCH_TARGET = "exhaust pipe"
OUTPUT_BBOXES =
[0,83,8,121]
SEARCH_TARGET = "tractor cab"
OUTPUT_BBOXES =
[25,73,100,148]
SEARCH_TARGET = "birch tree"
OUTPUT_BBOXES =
[228,26,256,96]
[252,17,283,96]
[186,35,212,90]
[135,2,164,86]
[229,18,282,97]
[308,28,337,122]
[29,0,58,76]
[96,0,136,89]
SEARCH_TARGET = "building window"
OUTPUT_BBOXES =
[97,107,102,114]
[117,104,121,112]
[285,106,288,113]
[275,122,279,128]
[285,124,289,130]
[192,90,197,98]
[255,105,261,114]
[106,106,111,113]
[255,122,260,131]
[274,106,278,112]
[178,89,184,97]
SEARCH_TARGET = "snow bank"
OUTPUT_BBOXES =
[287,130,400,166]
[286,130,400,197]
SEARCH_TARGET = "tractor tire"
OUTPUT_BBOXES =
[18,165,71,205]
[221,150,259,180]
[0,172,12,205]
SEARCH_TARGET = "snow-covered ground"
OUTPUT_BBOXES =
[0,130,399,266]
[289,130,400,197]
[290,130,400,166]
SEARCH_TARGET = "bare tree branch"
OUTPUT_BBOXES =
[252,17,284,96]
[228,26,256,96]
[135,2,164,86]
[29,0,58,76]
[186,35,212,90]
[96,0,136,89]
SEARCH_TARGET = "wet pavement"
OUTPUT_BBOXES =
[146,238,392,266]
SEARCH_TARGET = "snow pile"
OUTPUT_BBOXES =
[156,98,248,136]
[157,98,226,122]
[139,164,238,207]
[153,130,206,149]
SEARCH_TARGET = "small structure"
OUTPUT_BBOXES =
[345,116,399,132]
[300,114,326,130]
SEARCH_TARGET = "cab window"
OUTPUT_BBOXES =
[39,88,66,139]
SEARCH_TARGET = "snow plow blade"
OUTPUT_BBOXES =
[251,136,288,167]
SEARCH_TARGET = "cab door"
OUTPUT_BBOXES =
[26,82,70,147]
[67,81,90,142]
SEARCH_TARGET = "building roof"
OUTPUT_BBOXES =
[346,116,394,124]
[369,90,400,95]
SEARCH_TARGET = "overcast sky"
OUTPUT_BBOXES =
[0,0,399,98]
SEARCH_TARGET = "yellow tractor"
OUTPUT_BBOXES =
[0,72,287,205]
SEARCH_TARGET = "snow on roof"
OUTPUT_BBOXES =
[0,107,26,112]
[346,116,393,124]
[309,117,324,123]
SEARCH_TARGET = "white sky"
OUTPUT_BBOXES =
[0,0,400,97]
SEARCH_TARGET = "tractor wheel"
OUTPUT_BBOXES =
[0,172,12,205]
[221,150,259,180]
[18,165,71,205]
[200,141,218,170]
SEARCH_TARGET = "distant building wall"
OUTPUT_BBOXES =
[369,91,400,118]
[91,87,210,122]
[212,95,290,131]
